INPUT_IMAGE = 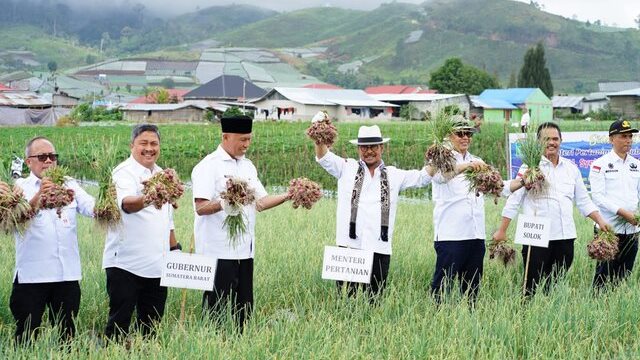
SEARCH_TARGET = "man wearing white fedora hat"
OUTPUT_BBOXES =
[312,120,434,300]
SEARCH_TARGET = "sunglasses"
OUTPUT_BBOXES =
[454,131,473,138]
[28,153,58,162]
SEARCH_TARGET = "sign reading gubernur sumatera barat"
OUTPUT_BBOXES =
[161,252,216,291]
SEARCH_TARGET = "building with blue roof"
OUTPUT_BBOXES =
[476,88,552,123]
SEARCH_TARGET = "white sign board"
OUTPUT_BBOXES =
[514,214,551,248]
[321,246,374,284]
[161,252,216,291]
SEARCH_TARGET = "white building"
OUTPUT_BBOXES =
[369,93,471,119]
[251,87,397,121]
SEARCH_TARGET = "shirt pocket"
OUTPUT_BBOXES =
[556,180,575,199]
[59,204,77,228]
[604,171,621,181]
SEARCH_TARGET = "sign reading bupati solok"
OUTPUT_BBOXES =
[514,214,550,248]
[322,246,374,284]
[161,252,216,291]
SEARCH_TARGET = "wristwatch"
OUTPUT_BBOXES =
[170,243,182,251]
[519,178,526,186]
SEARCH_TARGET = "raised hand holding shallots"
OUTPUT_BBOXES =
[92,142,121,228]
[424,111,457,178]
[306,111,338,147]
[463,163,505,204]
[516,130,548,197]
[141,168,185,210]
[39,166,74,217]
[287,177,322,209]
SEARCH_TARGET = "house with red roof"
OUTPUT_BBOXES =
[129,89,190,104]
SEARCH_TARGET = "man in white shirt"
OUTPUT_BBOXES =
[313,124,433,300]
[493,122,610,296]
[589,120,640,289]
[520,106,530,133]
[8,136,94,343]
[102,124,180,339]
[192,115,289,330]
[430,121,522,303]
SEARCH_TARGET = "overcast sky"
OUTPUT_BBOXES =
[67,0,640,28]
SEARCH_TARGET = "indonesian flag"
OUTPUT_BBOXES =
[592,165,601,173]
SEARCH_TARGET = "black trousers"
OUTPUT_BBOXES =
[9,278,80,344]
[203,259,254,329]
[430,239,485,302]
[336,252,391,300]
[521,239,574,296]
[593,233,639,289]
[104,267,167,339]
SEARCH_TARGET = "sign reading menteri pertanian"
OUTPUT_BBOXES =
[161,252,216,291]
[322,246,374,284]
[514,214,550,248]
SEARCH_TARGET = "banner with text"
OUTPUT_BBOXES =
[322,246,374,284]
[508,131,640,188]
[161,252,216,291]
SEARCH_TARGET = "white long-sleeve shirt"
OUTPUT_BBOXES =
[14,173,94,283]
[317,151,432,255]
[192,145,268,260]
[432,151,488,241]
[102,156,174,278]
[589,150,640,234]
[502,156,598,241]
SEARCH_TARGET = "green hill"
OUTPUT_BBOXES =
[0,25,101,71]
[2,0,639,93]
[214,0,640,92]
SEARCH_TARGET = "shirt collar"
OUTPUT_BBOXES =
[452,150,472,162]
[214,144,245,162]
[26,172,40,186]
[357,159,385,170]
[608,149,627,163]
[540,155,568,167]
[127,155,159,176]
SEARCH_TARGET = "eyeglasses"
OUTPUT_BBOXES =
[358,145,381,151]
[28,153,58,162]
[454,131,473,138]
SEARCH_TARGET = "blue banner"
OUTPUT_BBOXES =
[508,131,640,188]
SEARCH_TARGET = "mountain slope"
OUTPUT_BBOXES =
[213,0,640,91]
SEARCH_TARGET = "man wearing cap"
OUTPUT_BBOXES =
[493,122,610,296]
[430,120,523,303]
[102,124,181,339]
[8,136,94,344]
[192,115,290,329]
[589,120,640,290]
[312,122,436,300]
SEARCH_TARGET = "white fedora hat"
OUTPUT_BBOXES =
[349,125,390,145]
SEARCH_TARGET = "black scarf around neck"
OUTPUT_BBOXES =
[349,162,390,242]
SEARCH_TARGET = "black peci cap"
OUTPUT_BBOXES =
[221,115,253,134]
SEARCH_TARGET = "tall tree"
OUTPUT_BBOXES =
[429,57,500,95]
[517,42,553,97]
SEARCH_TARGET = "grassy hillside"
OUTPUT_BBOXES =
[0,25,102,71]
[216,7,363,48]
[214,0,640,92]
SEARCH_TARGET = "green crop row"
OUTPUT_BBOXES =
[0,121,610,194]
